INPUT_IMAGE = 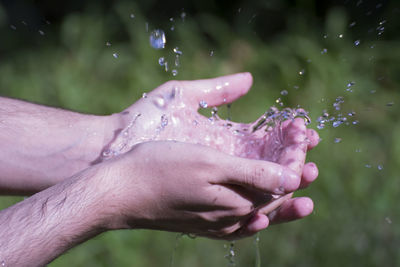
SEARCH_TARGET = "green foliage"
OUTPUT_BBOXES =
[0,1,399,266]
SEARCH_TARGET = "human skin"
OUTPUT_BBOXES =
[0,73,319,265]
[105,72,319,217]
[0,140,302,266]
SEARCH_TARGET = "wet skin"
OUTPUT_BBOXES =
[104,73,320,232]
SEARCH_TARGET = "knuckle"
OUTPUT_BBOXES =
[244,163,265,187]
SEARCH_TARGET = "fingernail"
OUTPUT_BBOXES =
[280,169,300,193]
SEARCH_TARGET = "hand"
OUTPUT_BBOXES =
[103,141,302,240]
[104,72,319,228]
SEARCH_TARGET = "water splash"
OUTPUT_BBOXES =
[254,234,261,267]
[224,241,236,266]
[169,233,183,267]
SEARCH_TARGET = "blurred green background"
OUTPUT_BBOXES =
[0,0,399,266]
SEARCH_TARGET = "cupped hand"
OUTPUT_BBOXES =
[103,73,319,234]
[104,141,301,240]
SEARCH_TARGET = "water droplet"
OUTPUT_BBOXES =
[38,30,45,35]
[352,120,359,125]
[370,89,376,94]
[142,93,148,98]
[333,121,342,128]
[174,55,180,67]
[210,50,214,56]
[333,96,344,111]
[356,148,362,152]
[365,164,372,168]
[172,69,178,76]
[170,26,175,31]
[385,217,392,224]
[280,90,288,96]
[321,48,328,54]
[158,57,165,66]
[199,100,208,108]
[338,34,344,38]
[153,96,166,109]
[161,114,168,128]
[299,69,305,75]
[113,53,118,58]
[349,21,357,27]
[106,41,111,46]
[173,47,183,55]
[323,34,328,39]
[164,62,169,72]
[346,82,355,92]
[181,12,187,21]
[334,138,342,143]
[354,40,361,46]
[211,107,218,117]
[348,111,356,117]
[377,165,383,170]
[102,149,113,158]
[10,25,16,30]
[149,29,166,49]
[130,14,135,19]
[145,22,149,32]
[275,98,284,106]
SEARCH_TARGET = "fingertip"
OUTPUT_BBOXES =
[300,162,319,188]
[246,213,269,233]
[293,197,314,218]
[268,197,314,224]
[306,129,320,150]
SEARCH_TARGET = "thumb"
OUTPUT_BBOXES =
[180,72,253,108]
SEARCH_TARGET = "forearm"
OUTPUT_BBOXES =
[0,164,114,267]
[0,97,119,195]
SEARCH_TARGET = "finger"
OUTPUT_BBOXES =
[244,213,270,233]
[215,214,269,241]
[306,129,320,151]
[180,72,253,108]
[257,193,293,215]
[278,118,308,174]
[219,157,301,195]
[299,162,319,189]
[216,184,274,208]
[268,197,314,224]
[225,214,270,240]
